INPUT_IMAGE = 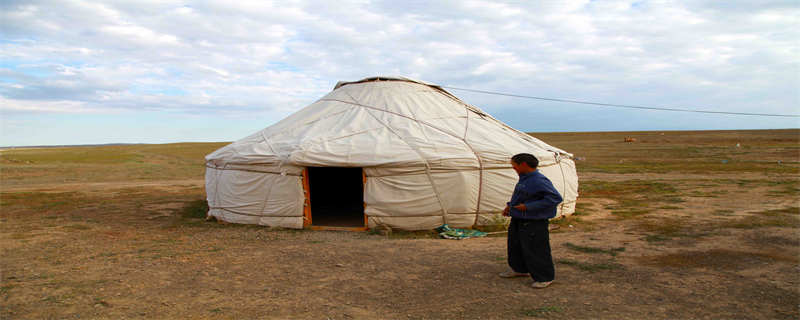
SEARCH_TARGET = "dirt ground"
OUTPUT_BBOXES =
[1,129,798,319]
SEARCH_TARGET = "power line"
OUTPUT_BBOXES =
[441,86,800,118]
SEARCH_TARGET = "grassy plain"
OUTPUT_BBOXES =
[1,129,798,319]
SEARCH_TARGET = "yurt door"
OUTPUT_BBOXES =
[304,167,367,231]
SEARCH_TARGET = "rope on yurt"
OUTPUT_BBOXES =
[260,131,278,155]
[441,86,800,118]
[203,165,301,176]
[341,90,451,225]
[463,107,486,227]
[213,163,225,212]
[555,153,568,216]
[258,178,276,217]
[435,86,548,227]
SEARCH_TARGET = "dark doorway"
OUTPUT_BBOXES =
[307,167,365,227]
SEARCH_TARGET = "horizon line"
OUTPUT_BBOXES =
[2,128,797,149]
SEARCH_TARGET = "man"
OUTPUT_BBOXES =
[499,153,563,289]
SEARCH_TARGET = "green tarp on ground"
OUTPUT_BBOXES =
[436,224,488,240]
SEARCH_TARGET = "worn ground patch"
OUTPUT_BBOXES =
[1,130,798,319]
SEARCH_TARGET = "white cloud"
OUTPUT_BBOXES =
[101,24,180,46]
[0,97,109,114]
[0,0,797,146]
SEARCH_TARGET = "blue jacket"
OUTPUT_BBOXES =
[507,170,563,220]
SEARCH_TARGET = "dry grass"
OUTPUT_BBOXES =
[556,258,623,273]
[521,305,563,317]
[1,129,798,319]
[723,207,800,229]
[639,249,798,270]
[535,129,799,174]
[0,142,227,187]
[579,179,683,219]
[563,242,625,256]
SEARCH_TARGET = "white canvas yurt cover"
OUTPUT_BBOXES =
[205,77,578,230]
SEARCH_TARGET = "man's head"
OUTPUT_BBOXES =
[511,153,539,175]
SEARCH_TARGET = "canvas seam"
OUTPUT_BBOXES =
[345,91,451,225]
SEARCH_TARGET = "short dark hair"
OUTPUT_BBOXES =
[511,153,539,168]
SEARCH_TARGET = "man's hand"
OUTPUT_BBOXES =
[502,206,510,216]
[513,203,526,212]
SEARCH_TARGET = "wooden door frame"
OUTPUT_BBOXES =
[302,167,368,231]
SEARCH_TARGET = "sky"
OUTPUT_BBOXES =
[1,0,798,147]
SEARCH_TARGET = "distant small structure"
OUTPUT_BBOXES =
[624,137,637,143]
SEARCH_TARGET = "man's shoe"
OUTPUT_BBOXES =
[531,281,553,289]
[498,271,529,278]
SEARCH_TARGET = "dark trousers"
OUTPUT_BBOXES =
[508,218,555,282]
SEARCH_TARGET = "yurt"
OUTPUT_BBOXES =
[204,77,578,230]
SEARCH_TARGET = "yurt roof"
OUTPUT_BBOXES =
[205,76,571,169]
